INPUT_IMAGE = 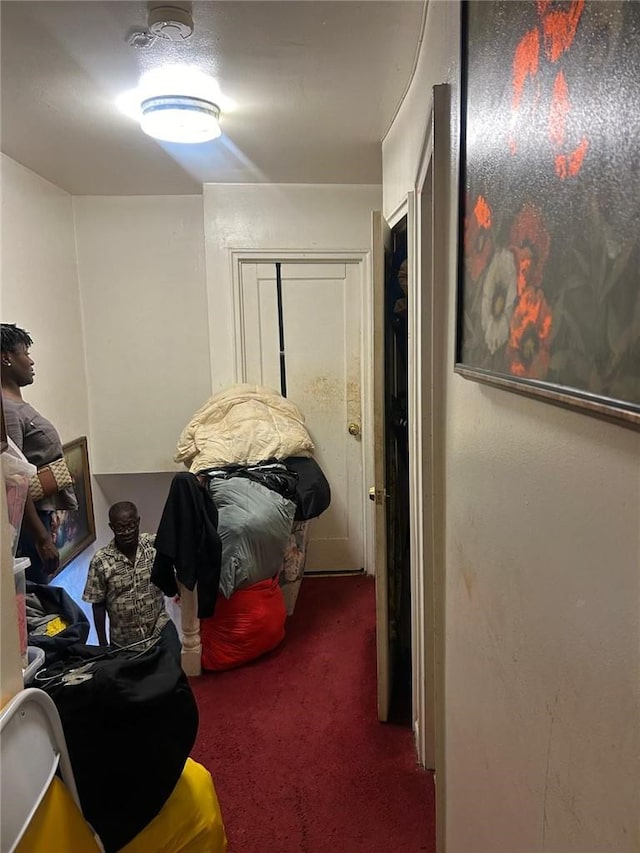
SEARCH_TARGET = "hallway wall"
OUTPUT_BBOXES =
[0,162,206,627]
[1,155,90,446]
[0,156,110,545]
[0,154,110,647]
[72,194,211,474]
[383,3,640,853]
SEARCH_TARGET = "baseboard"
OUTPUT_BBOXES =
[304,569,366,578]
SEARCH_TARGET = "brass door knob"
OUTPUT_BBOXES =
[348,422,361,436]
[368,486,388,503]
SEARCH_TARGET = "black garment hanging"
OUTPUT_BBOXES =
[151,472,222,618]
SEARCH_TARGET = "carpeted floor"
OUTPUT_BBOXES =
[190,575,435,852]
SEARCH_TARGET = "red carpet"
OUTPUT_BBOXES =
[190,575,435,852]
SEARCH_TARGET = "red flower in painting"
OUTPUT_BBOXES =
[555,137,589,180]
[509,203,551,294]
[508,0,589,179]
[464,194,494,283]
[508,286,553,379]
[537,0,585,63]
[536,1,552,16]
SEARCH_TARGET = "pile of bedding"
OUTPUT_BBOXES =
[174,384,314,471]
[173,385,331,670]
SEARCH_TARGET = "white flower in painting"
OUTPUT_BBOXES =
[481,249,518,354]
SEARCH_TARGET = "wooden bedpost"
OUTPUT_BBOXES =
[177,582,202,677]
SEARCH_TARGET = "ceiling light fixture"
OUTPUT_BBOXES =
[140,95,221,143]
[117,66,235,145]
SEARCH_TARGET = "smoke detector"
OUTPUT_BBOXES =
[148,6,193,41]
[128,6,193,48]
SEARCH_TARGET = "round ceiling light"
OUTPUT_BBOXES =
[116,66,235,145]
[140,95,221,143]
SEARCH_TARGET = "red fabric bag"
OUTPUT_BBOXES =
[200,575,286,671]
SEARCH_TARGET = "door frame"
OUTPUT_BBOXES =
[229,249,374,574]
[410,123,436,772]
[385,193,437,766]
[384,85,449,778]
[404,83,450,851]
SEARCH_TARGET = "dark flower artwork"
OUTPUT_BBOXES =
[456,0,640,426]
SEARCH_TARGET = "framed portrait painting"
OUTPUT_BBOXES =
[51,436,96,575]
[456,0,640,427]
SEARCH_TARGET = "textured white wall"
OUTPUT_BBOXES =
[0,155,110,618]
[72,195,212,474]
[383,3,640,853]
[1,155,89,445]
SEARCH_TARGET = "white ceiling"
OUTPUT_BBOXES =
[0,1,425,195]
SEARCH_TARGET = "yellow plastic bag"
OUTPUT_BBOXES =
[120,758,227,853]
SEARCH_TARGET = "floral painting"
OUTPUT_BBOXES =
[456,0,640,426]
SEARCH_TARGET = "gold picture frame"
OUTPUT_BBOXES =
[51,436,96,575]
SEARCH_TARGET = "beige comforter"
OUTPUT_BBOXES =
[175,384,314,472]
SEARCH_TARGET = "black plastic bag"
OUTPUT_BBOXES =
[283,456,332,520]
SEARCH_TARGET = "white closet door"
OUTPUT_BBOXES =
[239,261,364,571]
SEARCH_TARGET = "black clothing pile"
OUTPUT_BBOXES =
[26,582,90,665]
[37,636,198,852]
